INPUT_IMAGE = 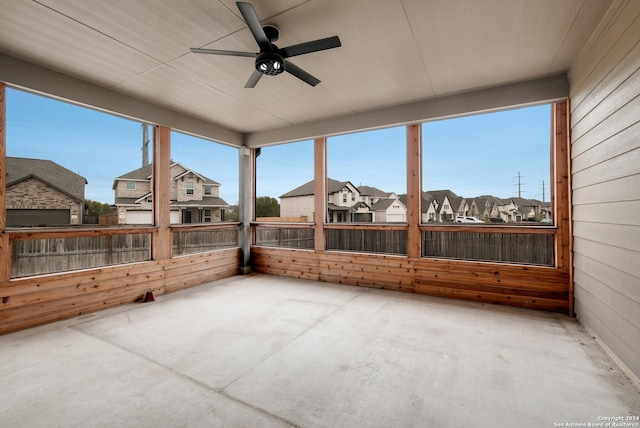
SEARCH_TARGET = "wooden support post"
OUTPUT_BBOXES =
[0,82,9,283]
[406,124,422,259]
[238,146,253,273]
[152,126,172,261]
[314,137,327,252]
[552,100,573,315]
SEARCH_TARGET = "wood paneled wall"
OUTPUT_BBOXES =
[569,0,640,381]
[0,248,240,334]
[252,247,569,312]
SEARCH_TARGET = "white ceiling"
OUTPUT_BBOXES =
[0,0,612,146]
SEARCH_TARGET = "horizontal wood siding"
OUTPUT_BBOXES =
[164,248,240,293]
[251,246,569,312]
[0,248,240,335]
[569,0,640,379]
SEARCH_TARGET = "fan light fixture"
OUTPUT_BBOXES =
[255,52,285,76]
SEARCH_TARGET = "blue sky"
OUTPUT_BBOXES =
[7,87,551,205]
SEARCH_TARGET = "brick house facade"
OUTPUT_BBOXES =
[6,157,86,226]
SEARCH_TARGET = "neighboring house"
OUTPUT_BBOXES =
[399,192,439,223]
[280,178,406,223]
[6,157,87,226]
[371,197,407,223]
[426,190,459,222]
[113,161,229,225]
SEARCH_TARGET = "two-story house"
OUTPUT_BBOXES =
[280,178,406,223]
[6,157,87,226]
[113,161,229,224]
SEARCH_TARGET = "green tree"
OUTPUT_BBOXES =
[255,196,280,217]
[85,199,113,216]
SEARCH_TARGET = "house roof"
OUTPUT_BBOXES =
[371,199,395,211]
[115,196,228,207]
[280,178,352,198]
[357,185,389,198]
[0,1,610,147]
[6,157,87,202]
[173,197,229,207]
[113,161,221,189]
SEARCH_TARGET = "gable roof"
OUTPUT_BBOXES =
[113,161,220,189]
[371,199,395,211]
[6,157,87,202]
[280,178,353,198]
[357,185,390,198]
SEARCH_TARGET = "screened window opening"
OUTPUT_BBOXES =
[327,126,406,224]
[421,105,553,226]
[170,131,239,224]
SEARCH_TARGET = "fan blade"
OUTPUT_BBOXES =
[284,60,320,87]
[279,36,342,58]
[190,48,256,58]
[236,2,272,51]
[244,70,263,88]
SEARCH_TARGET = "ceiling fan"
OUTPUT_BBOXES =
[190,1,341,88]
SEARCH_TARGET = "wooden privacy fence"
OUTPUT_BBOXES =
[252,222,556,266]
[11,233,151,278]
[422,230,554,266]
[326,227,408,255]
[172,226,239,256]
[254,224,314,249]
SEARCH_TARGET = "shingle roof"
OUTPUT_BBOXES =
[371,199,395,210]
[357,185,389,198]
[175,197,229,206]
[280,178,350,198]
[115,196,228,206]
[114,161,220,189]
[6,157,87,202]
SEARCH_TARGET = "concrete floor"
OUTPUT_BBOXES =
[1,274,639,428]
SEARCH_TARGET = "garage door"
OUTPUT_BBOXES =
[125,211,153,224]
[123,211,182,224]
[7,209,70,226]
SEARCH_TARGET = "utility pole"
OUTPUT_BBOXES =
[141,123,150,167]
[541,180,546,202]
[513,171,526,198]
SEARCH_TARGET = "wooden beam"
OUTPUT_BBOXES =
[152,126,172,261]
[0,53,243,147]
[552,100,573,315]
[314,138,327,252]
[0,82,9,283]
[406,124,422,259]
[246,74,569,147]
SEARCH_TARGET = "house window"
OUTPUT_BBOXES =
[343,192,347,203]
[444,204,450,210]
[204,186,211,195]
[186,182,194,195]
[126,181,136,190]
[351,194,355,202]
[204,209,211,222]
